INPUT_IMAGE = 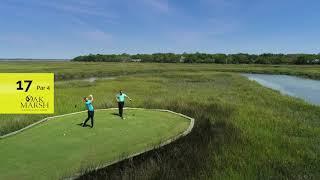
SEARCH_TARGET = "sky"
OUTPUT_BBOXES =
[0,0,320,59]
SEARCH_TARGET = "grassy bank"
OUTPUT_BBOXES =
[0,62,319,179]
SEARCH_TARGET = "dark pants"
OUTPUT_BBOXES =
[83,110,94,127]
[118,102,124,117]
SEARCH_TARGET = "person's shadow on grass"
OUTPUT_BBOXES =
[76,123,91,127]
[111,112,120,117]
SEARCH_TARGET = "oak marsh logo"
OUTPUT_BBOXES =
[21,95,50,111]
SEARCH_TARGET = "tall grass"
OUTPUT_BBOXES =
[0,62,319,80]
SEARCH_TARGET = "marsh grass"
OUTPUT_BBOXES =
[0,62,319,80]
[0,62,319,179]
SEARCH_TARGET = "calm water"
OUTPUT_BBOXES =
[243,74,320,105]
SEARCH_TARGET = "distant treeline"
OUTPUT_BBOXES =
[72,53,320,64]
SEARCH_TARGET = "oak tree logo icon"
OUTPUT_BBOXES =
[26,95,32,102]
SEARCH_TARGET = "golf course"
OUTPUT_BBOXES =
[0,108,191,180]
[2,0,320,178]
[0,62,319,179]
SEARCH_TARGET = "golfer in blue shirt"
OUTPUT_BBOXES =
[82,94,94,127]
[116,90,132,119]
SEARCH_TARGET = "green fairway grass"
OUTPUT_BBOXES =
[0,109,190,180]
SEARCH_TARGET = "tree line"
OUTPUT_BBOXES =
[72,53,320,64]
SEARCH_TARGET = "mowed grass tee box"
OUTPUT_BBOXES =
[0,73,54,114]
